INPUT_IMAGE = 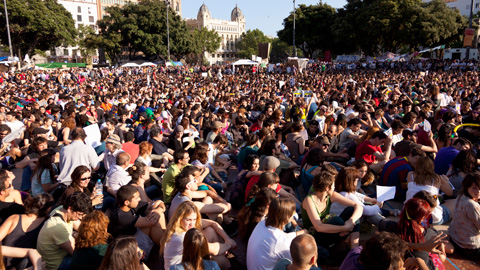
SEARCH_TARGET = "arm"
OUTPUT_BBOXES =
[420,132,438,153]
[438,175,453,196]
[62,128,72,145]
[201,219,236,255]
[0,215,17,241]
[302,195,355,233]
[330,191,363,222]
[15,156,31,169]
[2,246,43,270]
[59,237,75,255]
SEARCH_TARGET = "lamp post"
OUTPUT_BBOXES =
[166,0,170,61]
[292,0,297,57]
[3,0,12,57]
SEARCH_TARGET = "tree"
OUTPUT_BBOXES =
[96,0,193,61]
[269,38,303,62]
[278,3,336,58]
[0,0,77,60]
[192,27,221,63]
[77,25,98,65]
[236,29,272,59]
[333,0,466,55]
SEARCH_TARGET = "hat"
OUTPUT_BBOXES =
[174,125,184,133]
[213,121,225,129]
[105,134,121,146]
[33,128,49,136]
[264,156,281,170]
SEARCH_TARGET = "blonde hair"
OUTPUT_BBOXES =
[160,201,202,255]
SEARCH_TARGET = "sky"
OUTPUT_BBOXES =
[181,0,348,37]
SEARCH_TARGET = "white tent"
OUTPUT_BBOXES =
[121,62,139,67]
[232,59,258,72]
[140,62,156,67]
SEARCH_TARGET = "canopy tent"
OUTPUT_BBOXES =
[139,62,156,67]
[35,63,86,69]
[121,62,140,67]
[286,57,309,70]
[232,59,259,72]
[165,61,183,67]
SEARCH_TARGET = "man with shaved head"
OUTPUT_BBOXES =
[273,234,320,270]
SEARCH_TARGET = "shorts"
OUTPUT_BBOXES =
[433,204,451,225]
[135,229,154,260]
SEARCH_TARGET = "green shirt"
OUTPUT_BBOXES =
[162,163,190,203]
[37,207,73,270]
[71,244,108,270]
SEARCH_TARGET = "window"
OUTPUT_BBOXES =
[89,16,94,23]
[217,54,220,58]
[476,3,480,8]
[88,7,92,14]
[77,15,82,22]
[64,49,69,56]
[77,6,81,13]
[90,24,95,31]
[72,50,78,57]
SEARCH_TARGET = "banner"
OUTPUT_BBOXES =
[464,28,475,47]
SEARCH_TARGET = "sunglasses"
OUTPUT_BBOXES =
[80,177,91,181]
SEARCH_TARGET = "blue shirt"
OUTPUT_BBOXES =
[434,146,460,175]
[169,260,220,270]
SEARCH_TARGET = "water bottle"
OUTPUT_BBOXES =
[95,179,103,209]
[280,143,291,157]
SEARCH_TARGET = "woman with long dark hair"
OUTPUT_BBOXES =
[59,165,103,207]
[169,228,220,270]
[447,150,478,196]
[31,149,60,197]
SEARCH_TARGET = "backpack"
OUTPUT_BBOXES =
[229,171,249,210]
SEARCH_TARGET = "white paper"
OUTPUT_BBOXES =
[201,72,207,78]
[299,129,308,141]
[376,185,396,202]
[456,103,461,114]
[384,128,393,137]
[423,120,431,133]
[279,81,285,89]
[83,124,102,148]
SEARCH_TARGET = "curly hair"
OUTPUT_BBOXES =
[138,141,153,157]
[75,210,110,249]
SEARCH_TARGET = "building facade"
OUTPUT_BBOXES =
[185,4,246,64]
[97,0,181,19]
[423,0,479,16]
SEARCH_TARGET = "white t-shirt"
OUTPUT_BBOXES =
[246,220,296,270]
[330,191,381,217]
[164,232,186,270]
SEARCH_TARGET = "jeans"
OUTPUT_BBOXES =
[313,207,360,259]
[20,165,33,191]
[57,255,72,270]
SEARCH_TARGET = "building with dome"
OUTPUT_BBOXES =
[185,4,246,64]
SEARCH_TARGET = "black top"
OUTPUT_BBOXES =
[148,138,169,155]
[0,201,24,226]
[108,201,148,238]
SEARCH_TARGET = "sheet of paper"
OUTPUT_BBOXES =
[376,185,396,202]
[300,129,308,141]
[423,120,431,133]
[83,124,101,148]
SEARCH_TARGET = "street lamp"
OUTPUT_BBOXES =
[166,0,170,61]
[3,0,13,57]
[292,0,297,57]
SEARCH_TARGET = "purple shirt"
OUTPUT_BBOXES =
[339,246,364,270]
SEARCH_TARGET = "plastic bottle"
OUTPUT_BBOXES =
[95,179,103,209]
[280,143,291,157]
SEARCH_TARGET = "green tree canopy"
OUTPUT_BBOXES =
[278,3,336,58]
[96,0,193,62]
[236,29,272,59]
[0,0,77,58]
[332,0,466,55]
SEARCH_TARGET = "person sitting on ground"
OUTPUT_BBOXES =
[273,234,321,270]
[247,198,307,270]
[234,188,277,266]
[191,142,227,194]
[434,137,472,175]
[107,185,166,260]
[59,165,103,208]
[405,156,454,225]
[0,171,24,225]
[99,236,150,270]
[71,210,110,270]
[355,131,393,174]
[161,201,236,270]
[102,134,124,172]
[127,163,159,203]
[339,231,429,270]
[136,141,168,174]
[0,194,53,270]
[230,154,263,210]
[446,149,478,196]
[398,198,446,270]
[169,166,231,223]
[31,149,60,197]
[122,131,140,165]
[448,172,480,260]
[1,169,23,206]
[37,192,91,270]
[302,171,363,264]
[106,152,132,195]
[169,228,221,270]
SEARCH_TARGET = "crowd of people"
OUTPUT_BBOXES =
[0,59,478,270]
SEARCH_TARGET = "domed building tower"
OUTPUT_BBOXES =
[197,3,211,25]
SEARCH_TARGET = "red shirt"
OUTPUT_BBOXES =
[355,140,382,164]
[244,175,281,202]
[122,142,140,164]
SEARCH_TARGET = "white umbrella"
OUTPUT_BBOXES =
[121,63,140,67]
[140,62,156,67]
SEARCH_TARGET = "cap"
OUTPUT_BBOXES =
[213,121,225,129]
[33,128,49,136]
[174,125,184,133]
[105,134,122,146]
[264,156,281,170]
